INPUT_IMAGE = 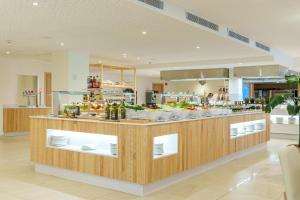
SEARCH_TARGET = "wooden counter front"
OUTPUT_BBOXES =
[30,113,270,185]
[4,107,51,134]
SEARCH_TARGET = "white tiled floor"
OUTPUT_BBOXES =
[0,136,293,200]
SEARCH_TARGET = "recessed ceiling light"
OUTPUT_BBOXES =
[98,60,102,64]
[60,42,64,46]
[239,62,243,65]
[5,51,11,55]
[142,31,147,35]
[196,46,200,49]
[32,2,38,6]
[122,53,127,58]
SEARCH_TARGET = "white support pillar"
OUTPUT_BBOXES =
[228,69,243,101]
[52,51,89,103]
[229,78,243,101]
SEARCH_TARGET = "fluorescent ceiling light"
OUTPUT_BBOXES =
[32,2,38,6]
[170,78,229,82]
[242,76,283,79]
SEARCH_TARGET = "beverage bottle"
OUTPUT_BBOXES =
[76,103,81,115]
[88,76,92,89]
[92,76,96,88]
[83,94,88,102]
[89,92,94,102]
[111,103,118,120]
[120,100,126,119]
[105,101,111,120]
[95,75,100,88]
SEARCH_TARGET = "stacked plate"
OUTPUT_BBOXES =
[110,143,118,155]
[231,127,238,137]
[49,135,69,147]
[81,144,97,151]
[245,124,254,133]
[153,143,164,155]
[254,123,264,130]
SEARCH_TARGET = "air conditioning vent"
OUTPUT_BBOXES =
[256,42,271,52]
[138,0,164,9]
[186,12,219,31]
[228,30,249,44]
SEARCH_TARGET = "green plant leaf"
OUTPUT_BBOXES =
[286,75,300,85]
[287,104,300,116]
[268,95,286,109]
[264,105,272,113]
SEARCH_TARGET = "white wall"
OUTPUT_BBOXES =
[165,80,228,96]
[0,56,52,106]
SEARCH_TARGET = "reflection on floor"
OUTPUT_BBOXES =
[0,136,293,200]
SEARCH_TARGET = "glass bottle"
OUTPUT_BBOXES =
[105,101,111,120]
[120,100,126,119]
[110,103,118,120]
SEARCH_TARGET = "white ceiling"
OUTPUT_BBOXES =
[170,0,300,58]
[0,0,270,68]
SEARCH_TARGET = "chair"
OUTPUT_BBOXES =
[279,146,300,200]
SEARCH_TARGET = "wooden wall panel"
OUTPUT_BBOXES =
[4,108,51,133]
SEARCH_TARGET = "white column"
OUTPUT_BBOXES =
[52,51,89,103]
[229,78,243,101]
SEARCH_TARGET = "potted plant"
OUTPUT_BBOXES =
[265,75,300,146]
[287,103,299,124]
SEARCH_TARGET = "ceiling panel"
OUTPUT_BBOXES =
[169,0,300,57]
[0,0,267,65]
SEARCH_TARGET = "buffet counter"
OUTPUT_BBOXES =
[2,106,51,136]
[30,112,270,196]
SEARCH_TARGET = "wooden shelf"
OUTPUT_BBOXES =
[88,63,137,104]
[104,96,125,100]
[47,144,117,158]
[231,129,265,139]
[90,64,135,70]
[102,84,135,89]
[87,88,101,92]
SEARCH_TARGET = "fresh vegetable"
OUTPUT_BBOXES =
[185,106,196,110]
[178,102,193,108]
[125,105,145,111]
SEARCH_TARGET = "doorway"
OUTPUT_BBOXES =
[44,72,52,107]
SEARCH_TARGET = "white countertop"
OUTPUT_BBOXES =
[31,111,265,126]
[3,105,51,109]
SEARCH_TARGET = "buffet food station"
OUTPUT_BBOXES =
[30,105,269,196]
[29,63,270,196]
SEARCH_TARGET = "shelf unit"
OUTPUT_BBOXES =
[153,133,178,159]
[46,129,118,158]
[89,63,137,104]
[230,119,266,139]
